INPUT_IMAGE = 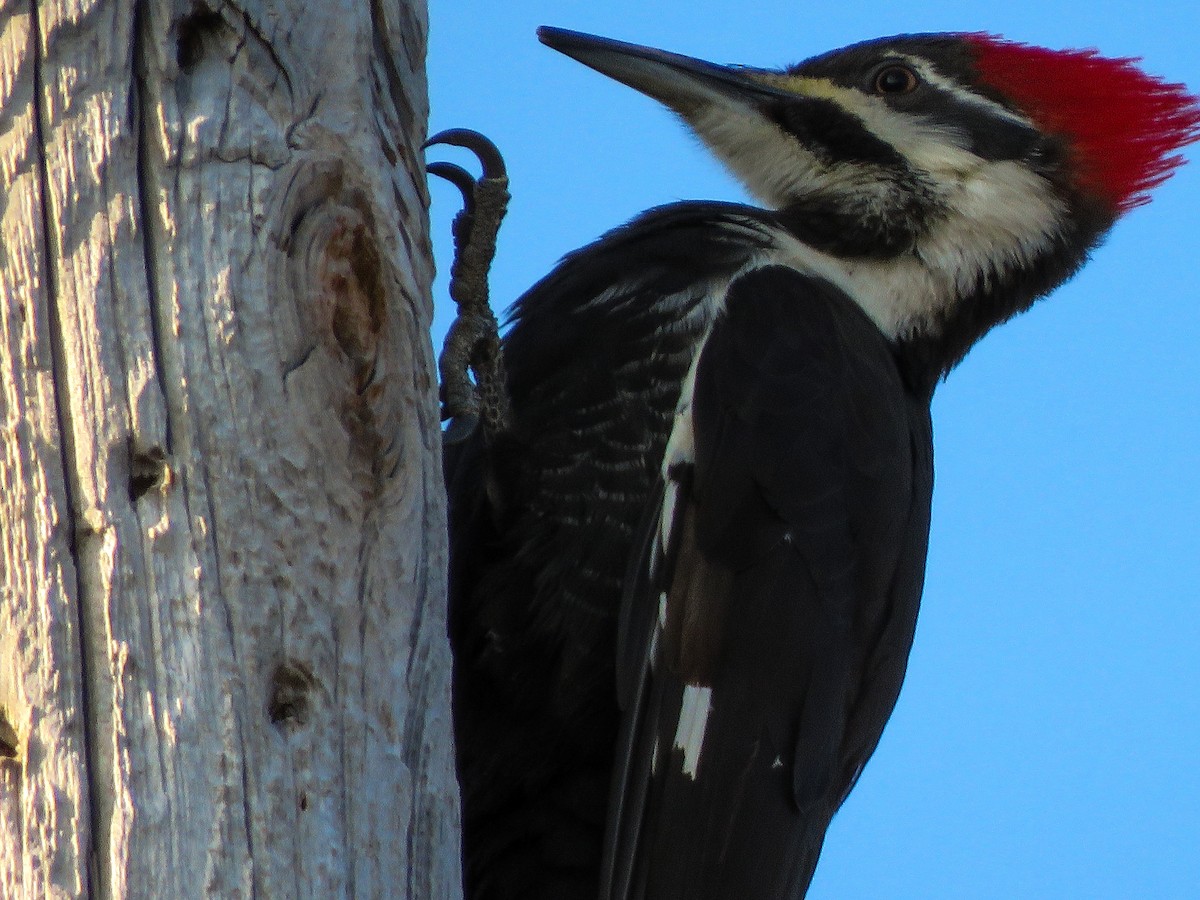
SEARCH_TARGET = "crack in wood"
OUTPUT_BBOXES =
[27,2,101,897]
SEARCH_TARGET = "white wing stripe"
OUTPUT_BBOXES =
[673,685,714,779]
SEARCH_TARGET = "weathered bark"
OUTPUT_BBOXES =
[0,1,459,897]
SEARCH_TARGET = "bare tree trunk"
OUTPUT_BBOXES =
[0,1,459,897]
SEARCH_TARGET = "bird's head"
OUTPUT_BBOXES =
[539,27,1199,367]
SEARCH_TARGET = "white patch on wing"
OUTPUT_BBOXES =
[658,478,681,557]
[647,592,667,663]
[634,269,742,590]
[661,354,700,476]
[653,288,738,566]
[673,684,714,779]
[657,323,710,550]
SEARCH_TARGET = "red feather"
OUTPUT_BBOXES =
[966,35,1200,212]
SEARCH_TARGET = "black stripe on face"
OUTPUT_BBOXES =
[764,97,906,167]
[881,81,1048,162]
[792,35,1050,165]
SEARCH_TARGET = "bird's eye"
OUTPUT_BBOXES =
[872,65,919,95]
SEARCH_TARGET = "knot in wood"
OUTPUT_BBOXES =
[268,660,318,728]
[318,214,385,386]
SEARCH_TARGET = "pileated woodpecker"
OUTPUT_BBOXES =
[434,27,1199,900]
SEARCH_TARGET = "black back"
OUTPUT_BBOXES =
[603,266,934,899]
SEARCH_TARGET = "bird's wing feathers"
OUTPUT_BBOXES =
[447,205,780,898]
[605,265,934,899]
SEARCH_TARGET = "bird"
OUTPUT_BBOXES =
[433,26,1200,900]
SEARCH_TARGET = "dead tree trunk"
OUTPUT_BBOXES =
[0,1,460,897]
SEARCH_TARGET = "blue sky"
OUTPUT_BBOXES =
[426,3,1200,897]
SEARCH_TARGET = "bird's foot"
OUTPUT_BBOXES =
[426,128,512,444]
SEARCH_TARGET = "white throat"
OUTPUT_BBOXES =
[762,159,1068,340]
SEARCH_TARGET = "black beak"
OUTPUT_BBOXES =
[537,27,789,115]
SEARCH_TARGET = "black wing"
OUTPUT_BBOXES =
[447,203,777,899]
[603,265,934,899]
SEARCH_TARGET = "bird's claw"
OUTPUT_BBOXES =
[427,129,513,444]
[425,128,507,181]
[426,161,479,215]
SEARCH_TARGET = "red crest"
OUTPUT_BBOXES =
[967,35,1200,211]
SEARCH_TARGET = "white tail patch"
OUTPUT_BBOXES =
[673,684,714,779]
